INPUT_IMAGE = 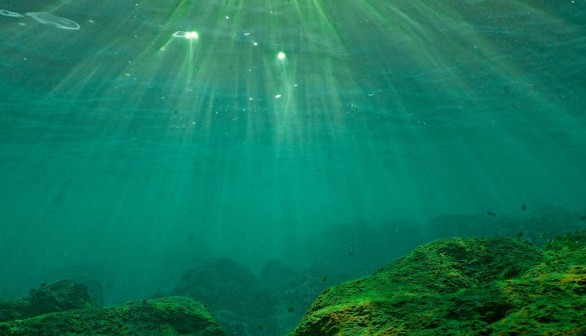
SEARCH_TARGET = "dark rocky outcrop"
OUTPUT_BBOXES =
[0,280,97,322]
[259,260,339,334]
[171,258,278,335]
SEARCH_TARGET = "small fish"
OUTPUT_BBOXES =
[487,211,497,217]
[522,203,526,211]
[287,306,295,313]
[321,276,328,282]
[539,232,546,238]
[516,231,524,239]
[579,216,586,221]
[347,251,354,257]
[258,324,265,331]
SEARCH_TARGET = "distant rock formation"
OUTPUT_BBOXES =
[171,258,278,335]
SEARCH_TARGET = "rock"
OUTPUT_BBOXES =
[260,260,336,335]
[290,236,586,335]
[171,258,278,335]
[260,260,299,290]
[26,280,98,317]
[0,280,97,322]
[0,296,224,336]
[172,258,276,319]
[0,300,27,322]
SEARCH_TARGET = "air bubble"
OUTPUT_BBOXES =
[25,12,80,30]
[173,31,199,39]
[0,9,24,18]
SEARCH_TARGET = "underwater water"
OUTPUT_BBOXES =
[0,0,585,329]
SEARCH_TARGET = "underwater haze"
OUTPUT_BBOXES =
[1,0,585,309]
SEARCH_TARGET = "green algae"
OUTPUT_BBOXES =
[0,280,98,323]
[291,236,586,336]
[0,296,224,336]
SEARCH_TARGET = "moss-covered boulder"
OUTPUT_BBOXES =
[291,236,586,335]
[0,280,97,322]
[0,296,224,336]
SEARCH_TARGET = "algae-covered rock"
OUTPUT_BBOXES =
[0,280,97,322]
[291,236,586,336]
[0,296,224,336]
[0,300,28,322]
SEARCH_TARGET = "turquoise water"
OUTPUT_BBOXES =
[1,0,585,312]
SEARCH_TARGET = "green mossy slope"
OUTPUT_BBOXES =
[0,296,224,336]
[291,235,585,336]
